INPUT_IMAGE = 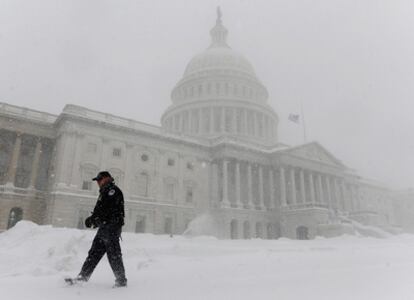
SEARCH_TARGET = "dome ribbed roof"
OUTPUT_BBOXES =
[183,47,256,78]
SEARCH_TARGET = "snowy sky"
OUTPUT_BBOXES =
[0,0,413,189]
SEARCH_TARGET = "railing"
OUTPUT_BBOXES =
[63,104,161,135]
[0,184,47,197]
[0,102,57,124]
[283,203,329,210]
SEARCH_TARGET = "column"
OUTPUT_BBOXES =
[222,160,230,207]
[221,107,225,133]
[341,180,348,211]
[309,172,316,204]
[232,108,237,134]
[188,109,193,134]
[179,113,184,133]
[253,112,258,137]
[325,176,332,210]
[209,107,214,134]
[279,166,287,206]
[70,133,83,187]
[299,169,306,203]
[333,178,340,211]
[352,185,359,211]
[235,161,242,208]
[258,165,264,209]
[247,163,254,208]
[317,173,324,204]
[269,168,275,210]
[29,138,42,188]
[7,132,22,186]
[289,167,297,205]
[123,143,135,195]
[243,109,248,135]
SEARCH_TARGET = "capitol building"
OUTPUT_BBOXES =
[0,10,405,239]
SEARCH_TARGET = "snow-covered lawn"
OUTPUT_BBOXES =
[0,221,414,300]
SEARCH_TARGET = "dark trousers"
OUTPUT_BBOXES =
[80,225,126,283]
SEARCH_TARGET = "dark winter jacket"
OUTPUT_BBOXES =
[90,181,125,228]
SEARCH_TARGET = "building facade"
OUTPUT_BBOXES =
[0,11,403,239]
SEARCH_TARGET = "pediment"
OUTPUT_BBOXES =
[284,142,345,168]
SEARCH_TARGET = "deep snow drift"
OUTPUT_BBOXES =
[0,221,413,300]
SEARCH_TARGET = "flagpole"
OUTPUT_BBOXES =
[300,100,307,143]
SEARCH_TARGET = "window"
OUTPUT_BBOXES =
[164,217,173,235]
[7,207,23,229]
[137,172,149,197]
[87,142,97,153]
[141,154,149,162]
[82,181,92,191]
[113,148,122,157]
[135,215,146,233]
[167,158,175,166]
[185,186,193,203]
[81,165,97,191]
[165,182,174,201]
[184,218,192,231]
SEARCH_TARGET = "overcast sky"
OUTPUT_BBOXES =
[0,0,413,189]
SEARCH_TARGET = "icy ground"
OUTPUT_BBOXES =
[1,222,414,300]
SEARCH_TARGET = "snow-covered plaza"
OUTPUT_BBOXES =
[0,221,413,300]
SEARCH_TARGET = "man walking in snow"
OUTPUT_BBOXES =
[67,171,127,288]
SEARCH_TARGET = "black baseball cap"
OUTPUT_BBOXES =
[92,171,112,181]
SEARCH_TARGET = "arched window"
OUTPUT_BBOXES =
[164,216,173,235]
[163,177,176,201]
[255,222,263,239]
[266,223,273,239]
[136,215,146,233]
[7,207,23,229]
[81,164,98,191]
[243,221,251,239]
[230,219,238,239]
[136,172,149,197]
[296,226,309,240]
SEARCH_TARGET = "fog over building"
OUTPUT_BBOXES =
[0,9,410,238]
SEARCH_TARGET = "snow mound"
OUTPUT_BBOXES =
[0,221,91,276]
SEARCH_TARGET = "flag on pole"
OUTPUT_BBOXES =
[288,113,300,124]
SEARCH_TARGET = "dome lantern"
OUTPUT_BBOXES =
[209,7,229,49]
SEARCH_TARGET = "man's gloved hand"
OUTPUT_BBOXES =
[93,217,103,228]
[85,216,93,228]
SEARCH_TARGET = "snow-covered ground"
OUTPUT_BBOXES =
[1,221,414,300]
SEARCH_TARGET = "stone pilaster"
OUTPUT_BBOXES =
[29,138,42,189]
[6,132,22,186]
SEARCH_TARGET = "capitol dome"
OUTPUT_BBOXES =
[161,8,278,146]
